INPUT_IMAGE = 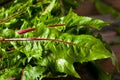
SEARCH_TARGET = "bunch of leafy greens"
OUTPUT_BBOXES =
[0,0,113,80]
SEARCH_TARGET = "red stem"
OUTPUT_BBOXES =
[49,24,65,28]
[0,38,75,45]
[0,38,86,48]
[17,28,37,34]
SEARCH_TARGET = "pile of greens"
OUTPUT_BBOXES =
[0,0,114,80]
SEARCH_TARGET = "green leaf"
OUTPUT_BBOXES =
[63,10,109,30]
[0,67,22,80]
[42,0,56,15]
[22,65,46,80]
[21,42,43,59]
[95,0,120,17]
[56,59,80,78]
[0,28,15,38]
